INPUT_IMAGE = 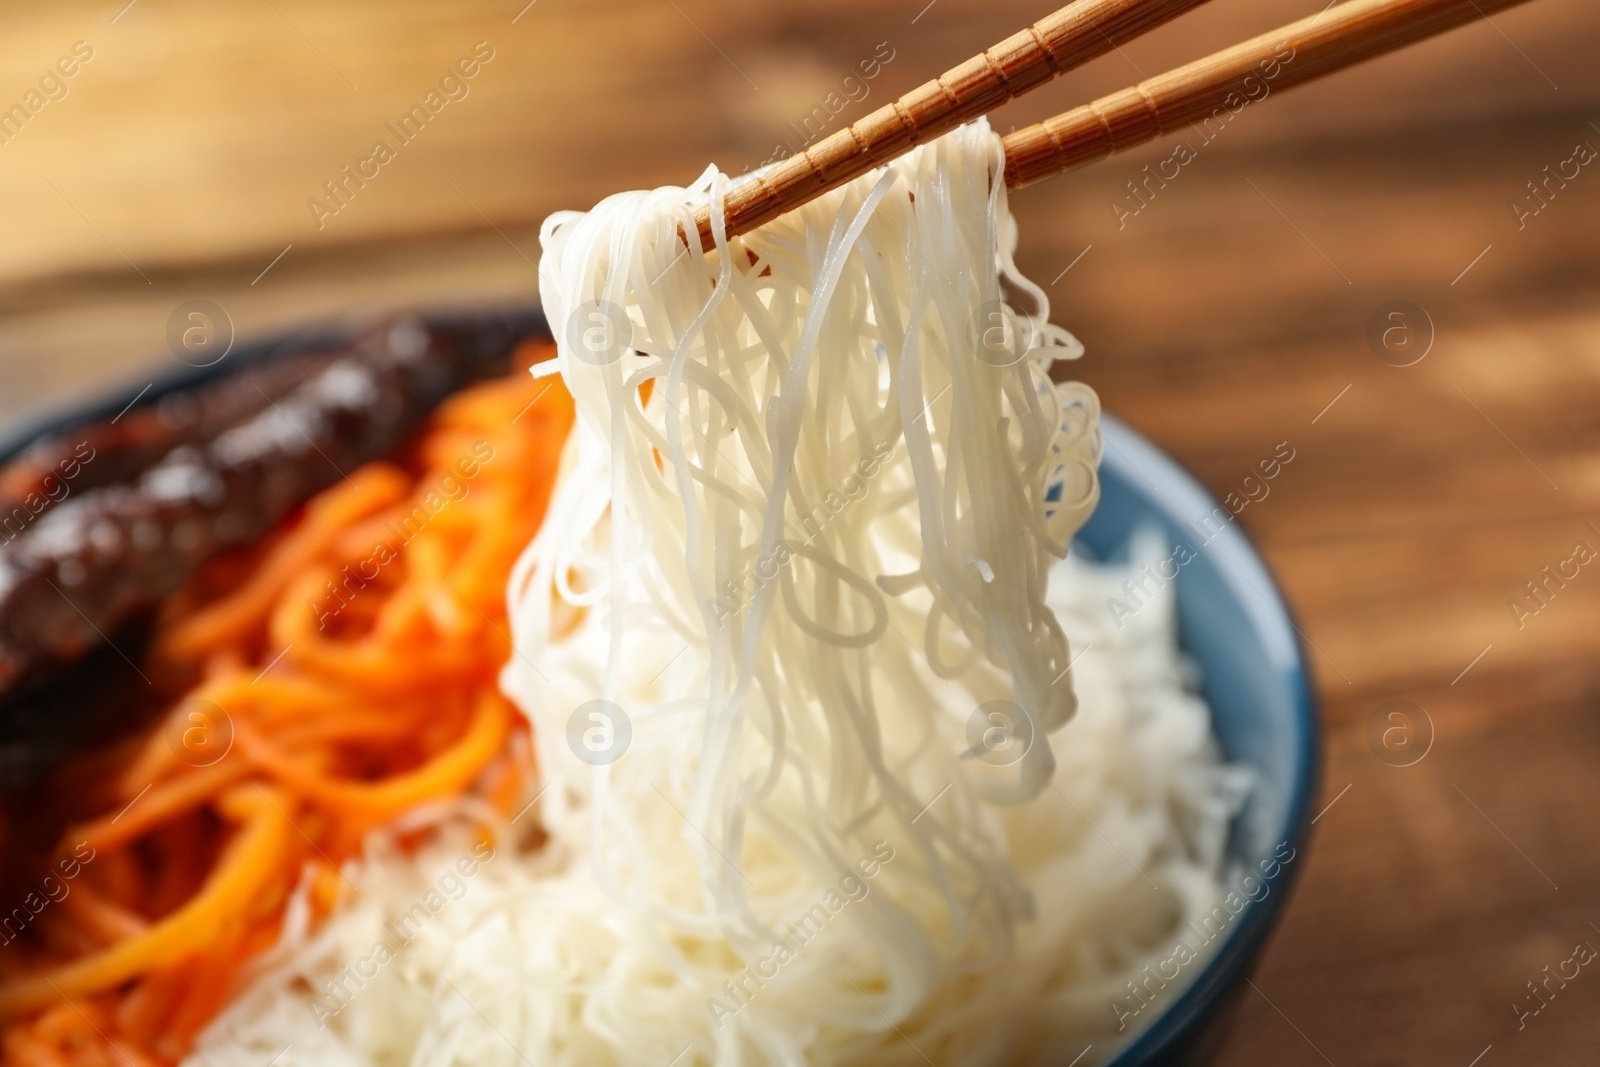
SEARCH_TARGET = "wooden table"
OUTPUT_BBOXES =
[2,1,1598,1063]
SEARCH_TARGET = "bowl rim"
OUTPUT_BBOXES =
[1094,412,1320,1066]
[0,306,546,464]
[0,324,1319,1064]
[0,322,356,464]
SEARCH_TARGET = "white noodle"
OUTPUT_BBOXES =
[186,121,1248,1067]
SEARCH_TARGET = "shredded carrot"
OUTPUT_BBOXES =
[159,923,247,1051]
[234,690,511,822]
[0,349,571,1064]
[0,786,291,1017]
[158,464,413,661]
[72,761,251,855]
[1,1030,70,1067]
[112,971,177,1048]
[55,886,149,948]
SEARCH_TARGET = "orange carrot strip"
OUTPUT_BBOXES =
[112,971,178,1050]
[237,691,508,820]
[162,925,243,1047]
[2,1028,71,1067]
[115,671,346,793]
[0,787,291,1018]
[159,464,411,660]
[72,761,250,855]
[56,885,148,946]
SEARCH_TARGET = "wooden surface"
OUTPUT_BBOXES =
[1001,0,1547,189]
[2,1,1599,1064]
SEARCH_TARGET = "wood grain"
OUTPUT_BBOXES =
[1002,0,1541,187]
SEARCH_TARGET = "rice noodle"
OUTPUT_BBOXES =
[186,120,1248,1066]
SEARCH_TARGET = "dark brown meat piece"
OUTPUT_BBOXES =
[0,309,554,800]
[0,348,338,533]
[0,318,468,697]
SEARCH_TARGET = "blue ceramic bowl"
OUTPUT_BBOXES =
[1080,415,1318,1066]
[0,320,1316,1064]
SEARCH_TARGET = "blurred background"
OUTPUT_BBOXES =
[0,0,1596,1062]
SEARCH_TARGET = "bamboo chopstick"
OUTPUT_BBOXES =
[1002,0,1540,188]
[691,0,1541,250]
[689,0,1215,251]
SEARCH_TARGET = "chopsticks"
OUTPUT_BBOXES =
[690,0,1540,250]
[1002,0,1539,188]
[692,0,1215,251]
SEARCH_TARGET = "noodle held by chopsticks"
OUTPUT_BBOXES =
[0,347,571,1066]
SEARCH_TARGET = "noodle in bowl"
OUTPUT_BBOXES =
[188,120,1256,1066]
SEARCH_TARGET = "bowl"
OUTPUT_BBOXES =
[0,320,1317,1064]
[1083,414,1319,1065]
